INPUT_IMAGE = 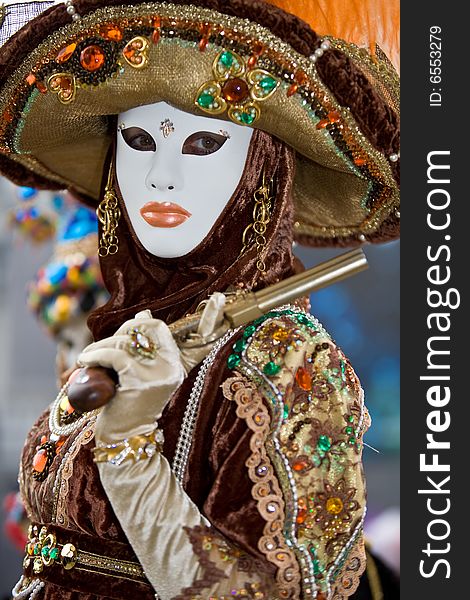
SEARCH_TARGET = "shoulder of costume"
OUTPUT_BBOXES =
[221,306,369,599]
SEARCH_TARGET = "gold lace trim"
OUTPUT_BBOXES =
[222,375,301,599]
[52,417,97,527]
[332,538,367,600]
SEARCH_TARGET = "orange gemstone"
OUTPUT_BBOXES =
[222,77,249,103]
[56,43,77,64]
[295,69,308,85]
[36,81,47,94]
[316,119,329,130]
[152,16,161,29]
[40,435,47,445]
[55,439,65,454]
[26,73,36,86]
[296,507,307,524]
[199,37,209,52]
[152,29,161,44]
[295,367,312,391]
[287,83,298,97]
[80,45,105,72]
[247,55,258,69]
[328,110,341,123]
[100,25,123,41]
[32,449,48,473]
[292,458,310,471]
[354,157,366,166]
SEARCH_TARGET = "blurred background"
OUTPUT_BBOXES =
[0,175,399,594]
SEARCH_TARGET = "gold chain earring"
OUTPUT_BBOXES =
[97,160,120,257]
[240,170,274,272]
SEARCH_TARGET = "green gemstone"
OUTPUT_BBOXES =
[233,339,246,353]
[241,111,255,125]
[349,437,356,444]
[227,354,241,369]
[259,76,276,91]
[253,317,265,326]
[41,546,50,558]
[243,325,257,339]
[197,93,214,108]
[33,545,40,556]
[263,361,280,376]
[317,435,331,452]
[348,415,354,422]
[283,404,289,419]
[220,51,234,67]
[49,547,59,560]
[345,426,354,435]
[297,315,310,325]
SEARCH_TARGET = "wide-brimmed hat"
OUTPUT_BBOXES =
[0,0,399,247]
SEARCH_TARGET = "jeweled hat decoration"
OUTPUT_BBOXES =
[0,0,399,248]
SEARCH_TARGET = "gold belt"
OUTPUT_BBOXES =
[23,524,145,581]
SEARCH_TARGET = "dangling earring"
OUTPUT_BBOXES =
[240,170,274,272]
[97,160,120,257]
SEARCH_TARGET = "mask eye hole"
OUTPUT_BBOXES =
[121,127,156,152]
[182,131,228,156]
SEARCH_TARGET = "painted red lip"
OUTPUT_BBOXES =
[140,202,192,228]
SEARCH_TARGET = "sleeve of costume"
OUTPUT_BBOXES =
[97,309,369,600]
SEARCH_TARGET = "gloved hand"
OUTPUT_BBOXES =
[76,292,226,444]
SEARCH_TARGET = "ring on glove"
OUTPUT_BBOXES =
[127,326,158,359]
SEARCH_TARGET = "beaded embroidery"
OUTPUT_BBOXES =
[223,308,368,599]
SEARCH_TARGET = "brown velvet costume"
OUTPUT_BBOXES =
[19,130,299,597]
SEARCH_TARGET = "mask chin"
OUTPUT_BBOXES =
[115,101,253,258]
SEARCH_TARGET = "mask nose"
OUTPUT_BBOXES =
[145,148,183,192]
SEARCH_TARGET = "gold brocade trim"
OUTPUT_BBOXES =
[222,375,301,599]
[52,417,97,527]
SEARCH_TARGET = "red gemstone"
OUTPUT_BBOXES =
[32,449,48,473]
[80,45,105,72]
[316,119,329,130]
[222,77,249,103]
[152,29,161,44]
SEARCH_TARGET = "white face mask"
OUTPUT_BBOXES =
[116,102,253,258]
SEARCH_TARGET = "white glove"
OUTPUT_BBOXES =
[77,293,226,444]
